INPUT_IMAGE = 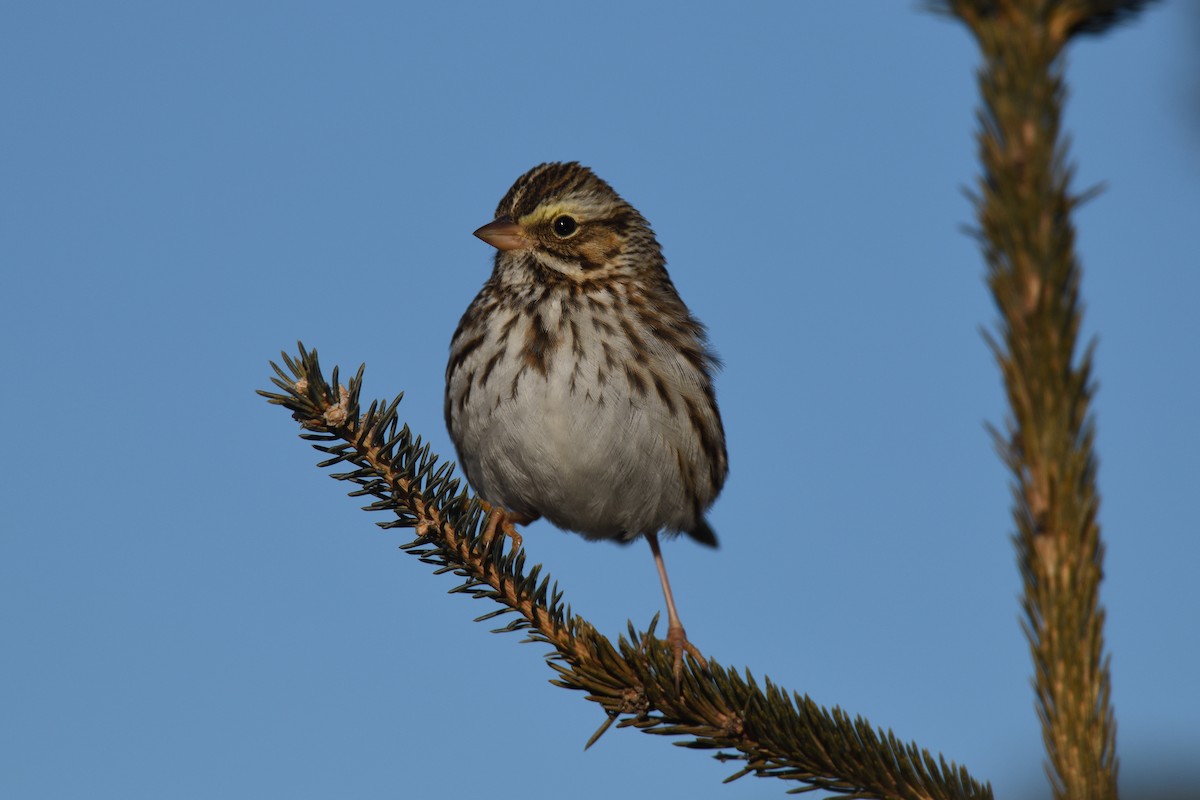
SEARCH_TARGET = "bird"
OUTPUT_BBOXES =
[445,161,728,683]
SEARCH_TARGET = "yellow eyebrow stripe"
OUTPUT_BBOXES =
[520,202,580,227]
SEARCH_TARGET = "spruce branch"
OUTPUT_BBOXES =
[259,343,991,800]
[932,0,1157,44]
[937,2,1143,799]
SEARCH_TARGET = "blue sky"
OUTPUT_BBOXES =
[3,2,1197,798]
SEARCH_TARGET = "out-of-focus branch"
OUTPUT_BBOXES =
[936,1,1146,798]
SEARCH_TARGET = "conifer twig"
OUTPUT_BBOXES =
[934,1,1150,799]
[260,343,991,800]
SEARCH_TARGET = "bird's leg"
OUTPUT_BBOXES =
[478,500,536,552]
[646,532,707,688]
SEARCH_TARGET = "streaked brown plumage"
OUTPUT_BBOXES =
[446,162,727,680]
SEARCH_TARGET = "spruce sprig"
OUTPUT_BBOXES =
[259,343,991,800]
[934,1,1149,798]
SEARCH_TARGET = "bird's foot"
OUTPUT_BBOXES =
[665,623,707,691]
[477,501,534,553]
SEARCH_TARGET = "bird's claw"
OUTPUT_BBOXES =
[665,624,707,692]
[478,500,526,552]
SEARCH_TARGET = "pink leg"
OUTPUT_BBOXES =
[647,532,707,685]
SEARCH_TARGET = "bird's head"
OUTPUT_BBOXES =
[474,162,663,282]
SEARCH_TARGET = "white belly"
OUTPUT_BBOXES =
[447,300,712,540]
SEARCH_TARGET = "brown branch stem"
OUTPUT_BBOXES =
[260,344,992,800]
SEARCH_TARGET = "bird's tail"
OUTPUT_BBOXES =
[686,518,719,548]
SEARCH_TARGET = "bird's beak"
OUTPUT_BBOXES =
[473,218,530,251]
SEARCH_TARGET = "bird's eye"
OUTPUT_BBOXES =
[552,215,578,238]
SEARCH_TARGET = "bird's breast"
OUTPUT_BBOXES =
[447,285,721,537]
